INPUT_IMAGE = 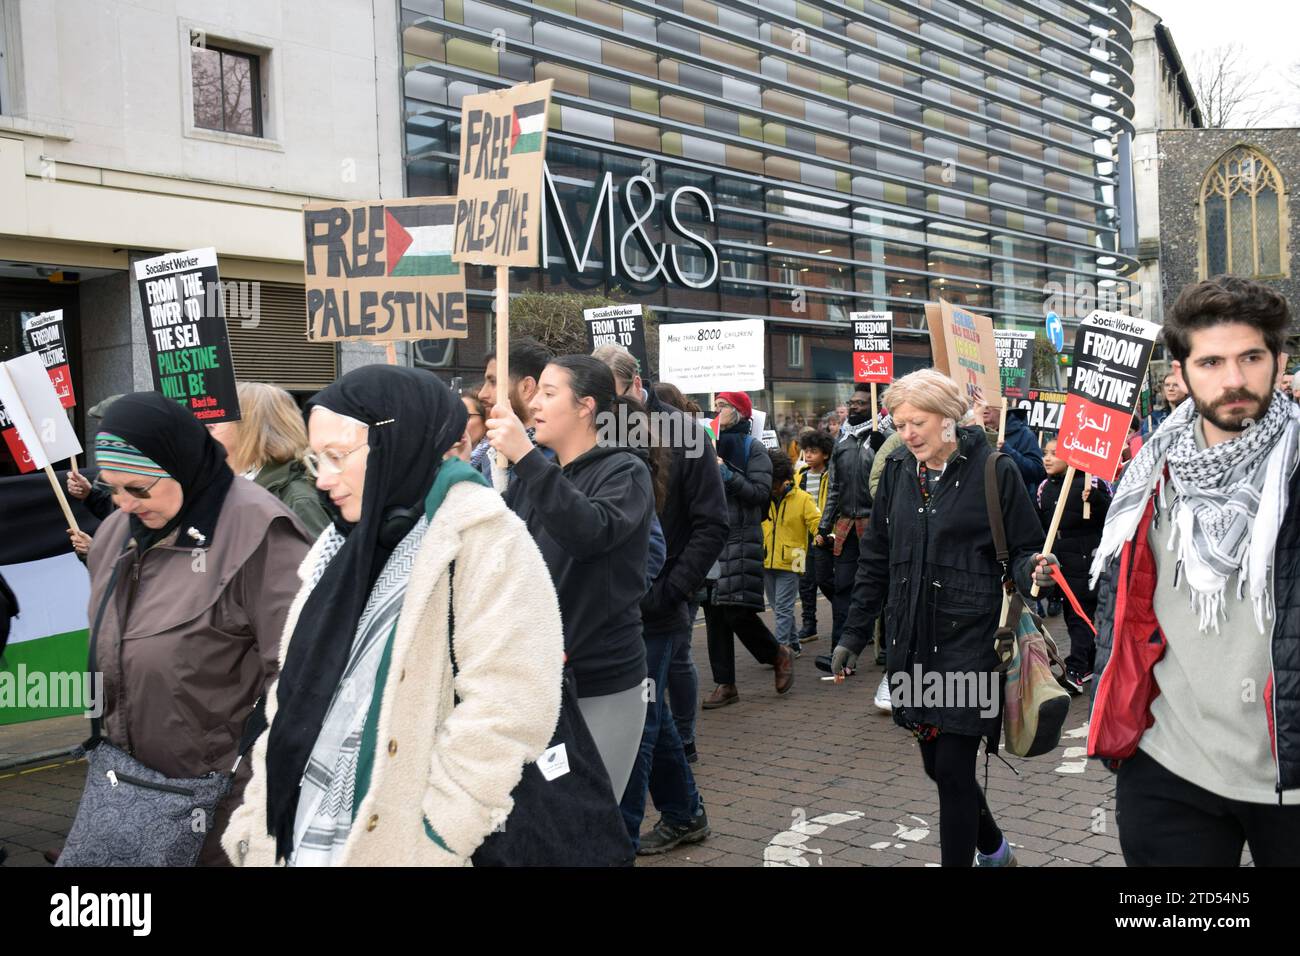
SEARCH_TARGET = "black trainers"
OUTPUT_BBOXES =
[1058,670,1083,696]
[637,808,710,855]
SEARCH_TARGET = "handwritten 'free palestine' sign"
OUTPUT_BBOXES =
[1056,310,1160,481]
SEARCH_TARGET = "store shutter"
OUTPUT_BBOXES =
[225,281,337,390]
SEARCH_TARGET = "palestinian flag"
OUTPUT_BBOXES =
[385,203,457,277]
[510,100,546,154]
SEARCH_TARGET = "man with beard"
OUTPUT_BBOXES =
[813,385,877,675]
[1089,275,1300,865]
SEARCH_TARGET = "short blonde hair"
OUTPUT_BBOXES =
[228,381,308,473]
[591,343,640,389]
[882,369,968,423]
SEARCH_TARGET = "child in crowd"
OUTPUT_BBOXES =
[762,451,822,658]
[1036,438,1112,694]
[796,430,834,642]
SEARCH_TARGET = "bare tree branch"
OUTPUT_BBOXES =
[1191,43,1277,128]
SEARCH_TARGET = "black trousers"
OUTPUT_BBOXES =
[919,734,1004,866]
[830,528,862,649]
[1116,749,1300,866]
[799,541,835,629]
[1059,566,1098,676]
[704,601,780,686]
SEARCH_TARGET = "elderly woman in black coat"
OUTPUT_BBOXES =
[835,369,1056,867]
[701,391,795,708]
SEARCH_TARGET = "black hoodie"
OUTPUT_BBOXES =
[507,442,653,698]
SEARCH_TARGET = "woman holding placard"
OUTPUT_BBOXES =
[832,369,1057,867]
[487,355,655,801]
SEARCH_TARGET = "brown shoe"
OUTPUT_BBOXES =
[702,684,739,709]
[774,645,795,695]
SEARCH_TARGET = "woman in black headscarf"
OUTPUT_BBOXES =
[71,392,313,866]
[222,365,565,867]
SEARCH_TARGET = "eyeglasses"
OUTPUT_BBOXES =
[303,443,367,477]
[94,475,164,499]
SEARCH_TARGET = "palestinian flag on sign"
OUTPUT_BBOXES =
[385,203,458,277]
[511,100,546,154]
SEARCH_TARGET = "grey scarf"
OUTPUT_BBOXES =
[1091,390,1300,632]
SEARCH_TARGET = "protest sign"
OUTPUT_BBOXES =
[453,79,554,268]
[0,399,35,473]
[659,319,765,394]
[22,311,75,408]
[0,353,84,531]
[134,248,241,422]
[851,311,893,384]
[1015,388,1068,433]
[1056,311,1160,482]
[584,304,650,378]
[304,197,468,345]
[760,429,780,451]
[928,300,1001,409]
[995,330,1035,401]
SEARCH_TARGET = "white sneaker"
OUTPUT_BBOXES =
[873,675,892,714]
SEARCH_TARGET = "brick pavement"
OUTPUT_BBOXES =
[0,597,1248,867]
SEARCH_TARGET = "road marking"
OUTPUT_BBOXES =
[763,809,865,866]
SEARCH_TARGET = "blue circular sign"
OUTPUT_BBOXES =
[1045,310,1064,353]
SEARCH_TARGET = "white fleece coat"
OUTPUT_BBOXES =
[222,480,565,866]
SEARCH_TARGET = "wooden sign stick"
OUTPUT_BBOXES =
[45,464,81,535]
[1082,472,1092,520]
[1031,463,1075,597]
[870,383,878,431]
[384,342,398,366]
[997,404,1008,445]
[495,265,510,472]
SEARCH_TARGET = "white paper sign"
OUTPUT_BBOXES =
[658,319,765,393]
[0,352,82,469]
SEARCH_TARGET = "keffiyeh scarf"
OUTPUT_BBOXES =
[839,419,872,443]
[288,515,427,866]
[1090,390,1300,633]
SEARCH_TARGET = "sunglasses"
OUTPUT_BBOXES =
[94,475,164,499]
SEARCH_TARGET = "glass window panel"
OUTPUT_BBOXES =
[192,47,223,131]
[221,52,256,135]
[1230,191,1253,275]
[1257,188,1281,275]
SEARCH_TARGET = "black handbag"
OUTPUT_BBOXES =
[58,540,266,867]
[446,562,635,867]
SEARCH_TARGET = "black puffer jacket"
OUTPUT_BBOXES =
[713,423,772,610]
[818,426,875,537]
[1036,471,1111,579]
[842,426,1042,740]
[641,390,728,636]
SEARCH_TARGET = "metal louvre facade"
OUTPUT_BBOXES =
[399,0,1137,405]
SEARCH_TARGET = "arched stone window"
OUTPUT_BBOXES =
[1200,145,1289,279]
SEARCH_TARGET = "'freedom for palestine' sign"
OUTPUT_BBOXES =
[850,311,893,383]
[303,196,468,342]
[1057,310,1160,481]
[22,310,75,408]
[454,79,554,268]
[134,248,241,423]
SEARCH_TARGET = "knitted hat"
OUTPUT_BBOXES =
[94,432,169,479]
[716,390,752,419]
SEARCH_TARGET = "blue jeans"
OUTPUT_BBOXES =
[620,630,702,848]
[667,609,698,747]
[764,569,802,649]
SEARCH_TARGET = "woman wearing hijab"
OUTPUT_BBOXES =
[207,381,331,536]
[74,392,312,866]
[223,366,564,866]
[487,355,654,802]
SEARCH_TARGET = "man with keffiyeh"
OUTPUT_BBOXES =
[1088,275,1300,867]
